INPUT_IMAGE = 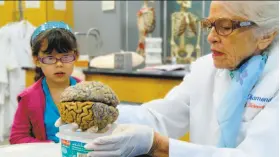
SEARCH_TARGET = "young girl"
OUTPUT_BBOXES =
[9,21,81,144]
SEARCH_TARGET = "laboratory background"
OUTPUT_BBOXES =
[0,0,212,145]
[0,1,273,157]
[0,0,279,157]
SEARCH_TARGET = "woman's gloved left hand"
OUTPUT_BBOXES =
[55,117,100,133]
[84,124,154,157]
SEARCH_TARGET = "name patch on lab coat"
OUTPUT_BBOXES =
[243,94,273,121]
[247,94,273,103]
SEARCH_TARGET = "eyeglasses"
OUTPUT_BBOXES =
[201,18,257,36]
[38,54,76,64]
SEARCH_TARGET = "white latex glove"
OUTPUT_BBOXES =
[54,117,100,133]
[55,117,78,130]
[84,124,154,157]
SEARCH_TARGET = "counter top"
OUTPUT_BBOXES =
[0,141,151,157]
[22,67,188,79]
[83,68,188,79]
[22,67,35,70]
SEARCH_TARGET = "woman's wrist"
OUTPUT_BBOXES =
[148,132,169,157]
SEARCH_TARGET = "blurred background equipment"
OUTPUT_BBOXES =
[89,51,144,71]
[144,37,162,65]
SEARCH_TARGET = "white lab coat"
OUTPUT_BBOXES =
[0,21,35,141]
[117,41,279,157]
[0,23,19,141]
[7,21,35,127]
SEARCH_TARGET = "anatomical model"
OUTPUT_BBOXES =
[136,0,156,57]
[170,0,201,64]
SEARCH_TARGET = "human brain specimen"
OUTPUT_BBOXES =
[58,81,119,132]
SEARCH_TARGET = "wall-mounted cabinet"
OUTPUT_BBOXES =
[46,1,74,27]
[0,1,16,27]
[0,1,73,28]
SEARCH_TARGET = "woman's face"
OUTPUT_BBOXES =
[35,39,77,84]
[207,2,259,70]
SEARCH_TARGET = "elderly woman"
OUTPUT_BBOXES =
[58,1,279,157]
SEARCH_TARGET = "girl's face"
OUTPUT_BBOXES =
[35,39,77,84]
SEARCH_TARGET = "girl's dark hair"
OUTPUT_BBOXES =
[31,28,79,81]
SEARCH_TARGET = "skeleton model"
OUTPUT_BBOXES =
[170,0,201,64]
[136,0,156,57]
[58,81,119,133]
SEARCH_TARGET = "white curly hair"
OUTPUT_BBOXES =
[219,1,279,44]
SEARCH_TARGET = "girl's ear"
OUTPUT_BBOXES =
[33,56,41,67]
[74,50,80,61]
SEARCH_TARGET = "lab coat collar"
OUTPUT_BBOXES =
[263,41,279,74]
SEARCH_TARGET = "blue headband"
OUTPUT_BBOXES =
[31,21,72,44]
